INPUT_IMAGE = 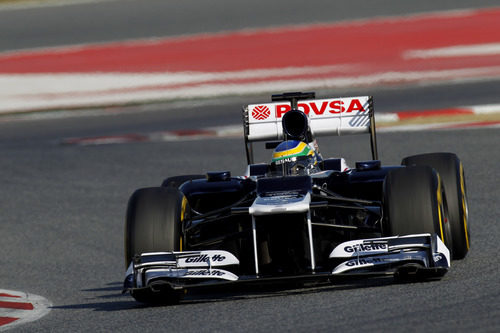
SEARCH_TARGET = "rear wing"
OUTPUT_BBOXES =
[242,94,378,164]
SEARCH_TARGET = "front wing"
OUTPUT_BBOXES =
[123,233,450,293]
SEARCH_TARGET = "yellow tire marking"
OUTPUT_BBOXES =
[179,196,188,252]
[460,163,470,249]
[436,175,445,242]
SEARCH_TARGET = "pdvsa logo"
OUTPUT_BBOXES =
[252,105,271,120]
[276,99,367,118]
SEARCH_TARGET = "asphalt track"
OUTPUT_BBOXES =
[0,0,499,332]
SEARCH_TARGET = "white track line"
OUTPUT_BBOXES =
[0,0,119,11]
[405,43,500,59]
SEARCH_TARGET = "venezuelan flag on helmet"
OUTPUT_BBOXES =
[272,140,314,164]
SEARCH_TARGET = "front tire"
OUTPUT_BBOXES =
[383,166,452,252]
[402,153,469,259]
[125,187,187,304]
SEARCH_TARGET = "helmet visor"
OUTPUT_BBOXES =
[270,155,317,176]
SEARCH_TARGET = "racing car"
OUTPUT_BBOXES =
[123,92,470,304]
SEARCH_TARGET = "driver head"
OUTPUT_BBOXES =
[271,140,319,176]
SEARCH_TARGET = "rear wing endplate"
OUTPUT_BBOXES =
[242,95,377,164]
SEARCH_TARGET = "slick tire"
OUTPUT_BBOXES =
[125,187,187,304]
[402,153,469,259]
[161,174,205,189]
[383,166,452,252]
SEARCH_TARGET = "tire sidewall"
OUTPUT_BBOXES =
[383,166,450,249]
[125,187,185,268]
[402,152,469,259]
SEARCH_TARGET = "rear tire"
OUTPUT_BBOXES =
[125,187,187,304]
[402,153,469,259]
[383,166,452,252]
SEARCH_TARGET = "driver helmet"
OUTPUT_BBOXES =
[271,140,319,176]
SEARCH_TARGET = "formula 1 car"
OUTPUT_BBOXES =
[123,92,470,304]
